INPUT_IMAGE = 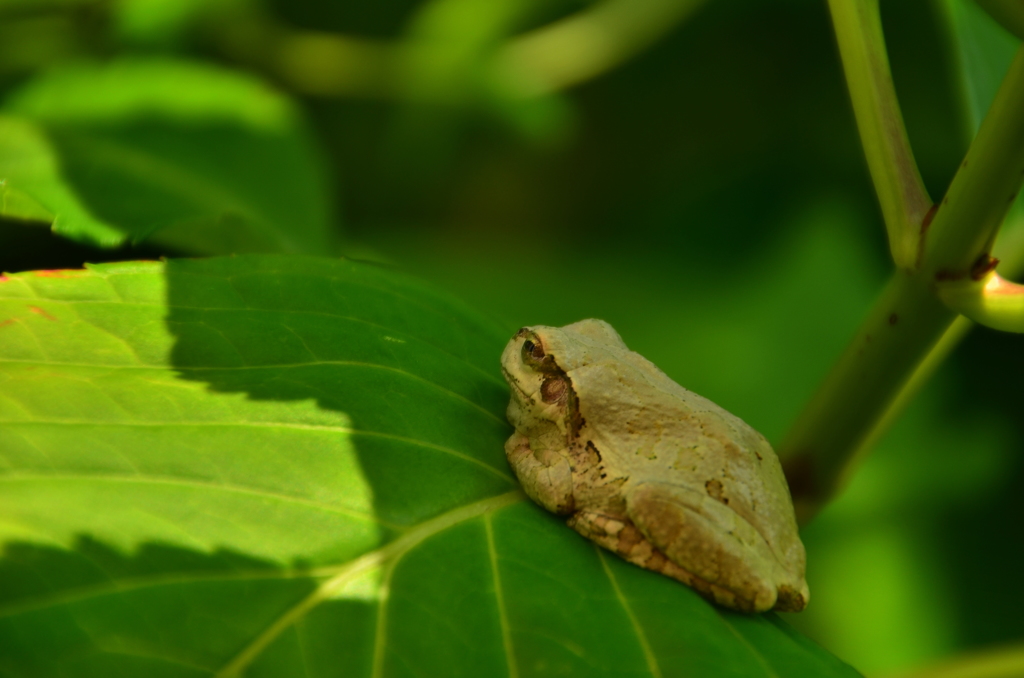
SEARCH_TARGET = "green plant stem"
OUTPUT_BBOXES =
[827,0,932,270]
[780,272,956,523]
[217,0,705,100]
[490,0,707,97]
[784,202,1024,521]
[820,205,1024,498]
[923,44,1024,276]
[939,272,1024,331]
[847,314,972,477]
[781,14,1024,523]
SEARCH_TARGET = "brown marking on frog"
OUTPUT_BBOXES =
[705,478,728,505]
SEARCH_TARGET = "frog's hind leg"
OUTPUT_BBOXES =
[566,510,740,609]
[624,482,780,612]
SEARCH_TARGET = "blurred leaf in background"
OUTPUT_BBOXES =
[1,58,337,255]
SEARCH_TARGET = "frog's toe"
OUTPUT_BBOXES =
[774,581,809,612]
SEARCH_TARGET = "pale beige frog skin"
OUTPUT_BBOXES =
[500,319,808,613]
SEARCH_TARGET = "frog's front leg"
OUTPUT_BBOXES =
[567,509,740,608]
[505,432,575,514]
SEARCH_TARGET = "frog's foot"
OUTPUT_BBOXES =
[625,482,807,613]
[505,432,575,515]
[566,509,746,611]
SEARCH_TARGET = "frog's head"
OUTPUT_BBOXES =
[500,326,580,443]
[501,319,629,443]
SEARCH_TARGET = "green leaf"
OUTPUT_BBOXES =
[0,255,860,677]
[0,118,67,225]
[112,0,244,45]
[972,0,1024,43]
[945,0,1021,132]
[0,58,338,255]
[943,0,1024,263]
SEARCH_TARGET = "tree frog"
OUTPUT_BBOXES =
[500,319,808,612]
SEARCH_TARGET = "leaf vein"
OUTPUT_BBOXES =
[2,295,505,386]
[596,548,662,678]
[0,568,330,620]
[0,358,506,425]
[370,558,397,678]
[485,512,519,678]
[214,490,525,677]
[716,611,780,678]
[0,420,514,483]
[0,473,402,529]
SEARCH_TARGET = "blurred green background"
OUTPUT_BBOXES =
[1,0,1022,675]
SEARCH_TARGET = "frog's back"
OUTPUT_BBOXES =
[546,324,804,581]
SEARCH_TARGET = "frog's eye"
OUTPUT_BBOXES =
[522,339,545,363]
[540,376,567,403]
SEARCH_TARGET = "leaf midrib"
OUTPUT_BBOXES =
[0,491,527,628]
[215,490,527,677]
